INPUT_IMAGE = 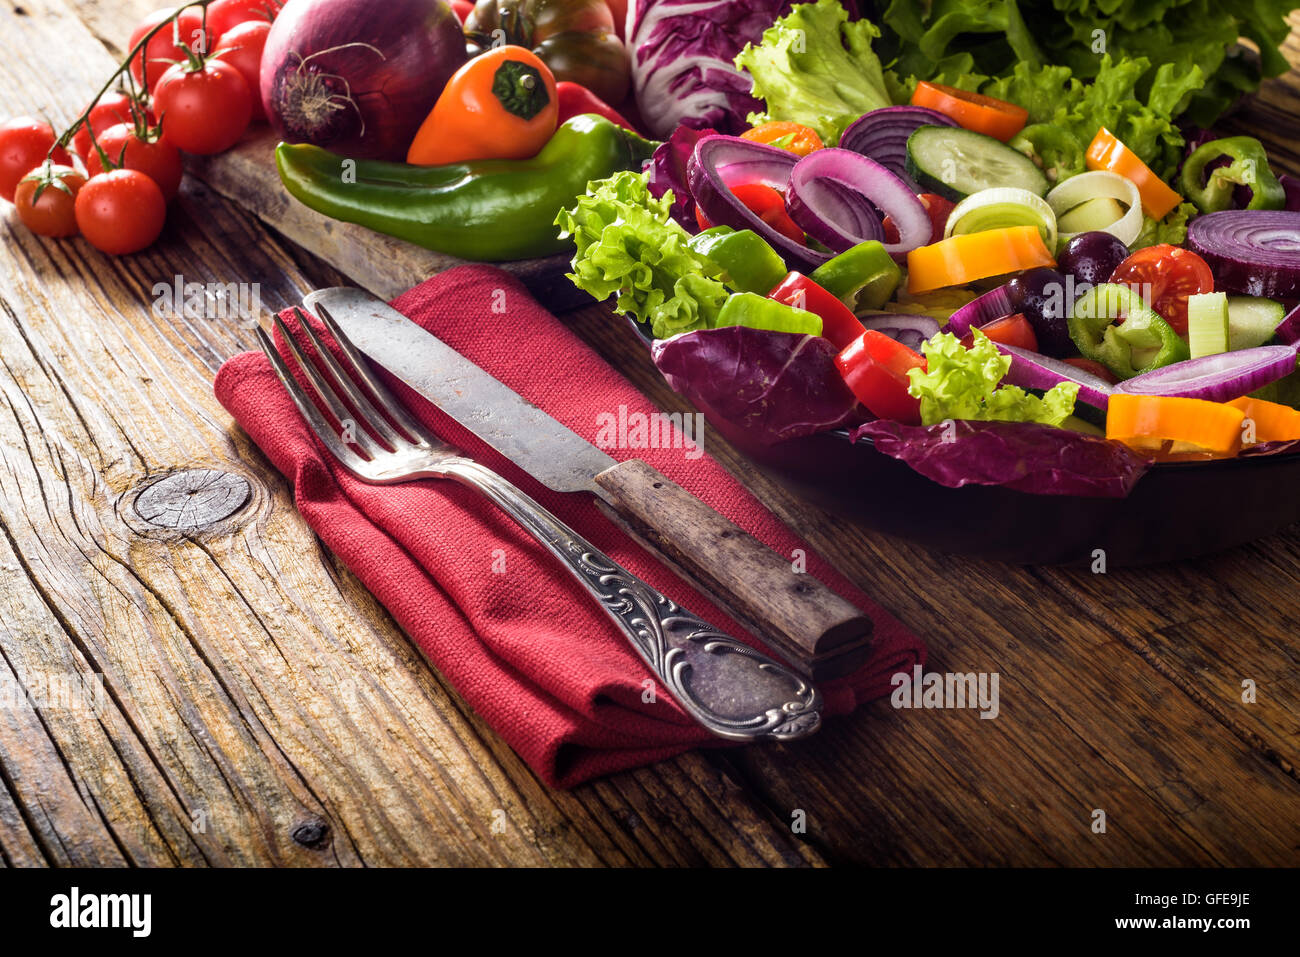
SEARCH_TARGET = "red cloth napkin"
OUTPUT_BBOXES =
[214,265,926,788]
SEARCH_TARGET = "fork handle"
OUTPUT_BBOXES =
[442,459,821,742]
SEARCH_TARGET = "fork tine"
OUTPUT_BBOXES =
[292,305,410,450]
[310,301,431,445]
[273,311,385,458]
[255,326,373,476]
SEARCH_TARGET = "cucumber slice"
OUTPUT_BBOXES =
[906,126,1050,202]
[1057,197,1125,234]
[1227,295,1287,350]
[1187,292,1229,358]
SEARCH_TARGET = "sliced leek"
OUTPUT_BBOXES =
[943,187,1057,249]
[1046,170,1143,247]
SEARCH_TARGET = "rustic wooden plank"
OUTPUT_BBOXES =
[0,0,827,868]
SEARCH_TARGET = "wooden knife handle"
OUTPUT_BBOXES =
[593,459,872,674]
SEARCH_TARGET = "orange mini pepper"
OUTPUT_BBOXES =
[407,45,558,166]
[1226,395,1300,444]
[1085,127,1183,220]
[1106,394,1246,458]
[741,121,824,156]
[906,225,1055,294]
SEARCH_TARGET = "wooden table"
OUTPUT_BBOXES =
[2,0,1299,868]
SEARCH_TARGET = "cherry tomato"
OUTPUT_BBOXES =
[153,60,252,155]
[695,183,804,245]
[835,330,926,423]
[71,92,151,162]
[1063,357,1119,384]
[963,313,1039,352]
[0,117,71,202]
[212,20,271,122]
[1107,244,1214,336]
[206,0,282,43]
[883,193,954,246]
[740,121,823,157]
[85,123,183,201]
[14,164,85,237]
[75,169,167,255]
[129,6,213,93]
[451,0,475,23]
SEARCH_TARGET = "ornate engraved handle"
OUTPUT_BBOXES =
[440,459,822,742]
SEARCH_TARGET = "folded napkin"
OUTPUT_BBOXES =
[214,265,925,788]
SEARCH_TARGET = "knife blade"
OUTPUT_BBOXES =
[304,287,873,679]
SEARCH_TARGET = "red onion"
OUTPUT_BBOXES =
[1275,303,1300,345]
[1185,210,1300,300]
[261,0,466,161]
[688,135,827,270]
[860,314,941,352]
[839,106,958,192]
[1281,173,1300,212]
[995,343,1114,410]
[787,148,929,256]
[1114,345,1300,403]
[945,284,1015,337]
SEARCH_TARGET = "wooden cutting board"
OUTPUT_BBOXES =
[185,127,591,309]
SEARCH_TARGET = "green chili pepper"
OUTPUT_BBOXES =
[715,292,823,336]
[275,115,657,262]
[1180,136,1285,213]
[1068,283,1189,379]
[688,227,788,295]
[1010,125,1086,183]
[808,240,901,311]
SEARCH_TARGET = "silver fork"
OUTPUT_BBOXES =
[256,305,822,742]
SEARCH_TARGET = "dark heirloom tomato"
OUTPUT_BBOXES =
[464,0,630,106]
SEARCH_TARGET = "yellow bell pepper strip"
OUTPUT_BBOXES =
[1106,394,1245,458]
[906,225,1056,294]
[1226,395,1300,443]
[1085,127,1182,220]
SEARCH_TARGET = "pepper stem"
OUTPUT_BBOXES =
[491,60,550,121]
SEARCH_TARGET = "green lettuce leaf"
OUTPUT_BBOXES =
[908,330,1079,427]
[555,171,729,339]
[1132,201,1198,251]
[734,0,893,144]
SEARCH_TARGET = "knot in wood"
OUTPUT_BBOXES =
[291,820,330,847]
[134,469,251,530]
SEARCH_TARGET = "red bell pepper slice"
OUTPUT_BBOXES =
[695,183,805,246]
[768,271,865,351]
[835,330,926,424]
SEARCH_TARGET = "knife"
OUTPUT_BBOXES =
[304,287,873,679]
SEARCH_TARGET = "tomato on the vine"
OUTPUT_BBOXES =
[71,92,154,162]
[206,0,283,43]
[152,59,251,155]
[0,117,71,202]
[14,164,85,237]
[86,123,183,201]
[1107,243,1214,336]
[74,169,167,255]
[128,6,213,93]
[212,20,271,122]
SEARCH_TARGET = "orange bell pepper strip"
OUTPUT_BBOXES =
[1106,394,1246,458]
[1085,127,1183,220]
[1226,395,1300,443]
[407,45,558,166]
[741,121,824,156]
[910,82,1028,142]
[906,225,1056,294]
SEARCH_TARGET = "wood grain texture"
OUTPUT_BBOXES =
[3,0,1296,868]
[0,0,824,868]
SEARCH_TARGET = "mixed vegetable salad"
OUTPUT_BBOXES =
[560,0,1300,498]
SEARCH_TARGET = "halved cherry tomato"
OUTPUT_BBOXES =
[768,271,865,351]
[1107,244,1213,336]
[1085,127,1183,220]
[695,183,804,246]
[741,121,824,157]
[835,330,926,424]
[911,82,1028,142]
[884,192,955,246]
[962,313,1038,352]
[1063,357,1118,384]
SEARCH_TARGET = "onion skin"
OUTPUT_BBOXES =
[1186,210,1300,300]
[946,283,1015,337]
[262,0,467,161]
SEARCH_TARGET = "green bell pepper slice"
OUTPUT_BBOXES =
[688,228,788,295]
[1068,283,1189,379]
[808,240,901,312]
[715,292,822,336]
[1180,136,1286,213]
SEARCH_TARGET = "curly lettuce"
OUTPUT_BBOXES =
[555,171,729,339]
[908,330,1078,427]
[734,0,893,145]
